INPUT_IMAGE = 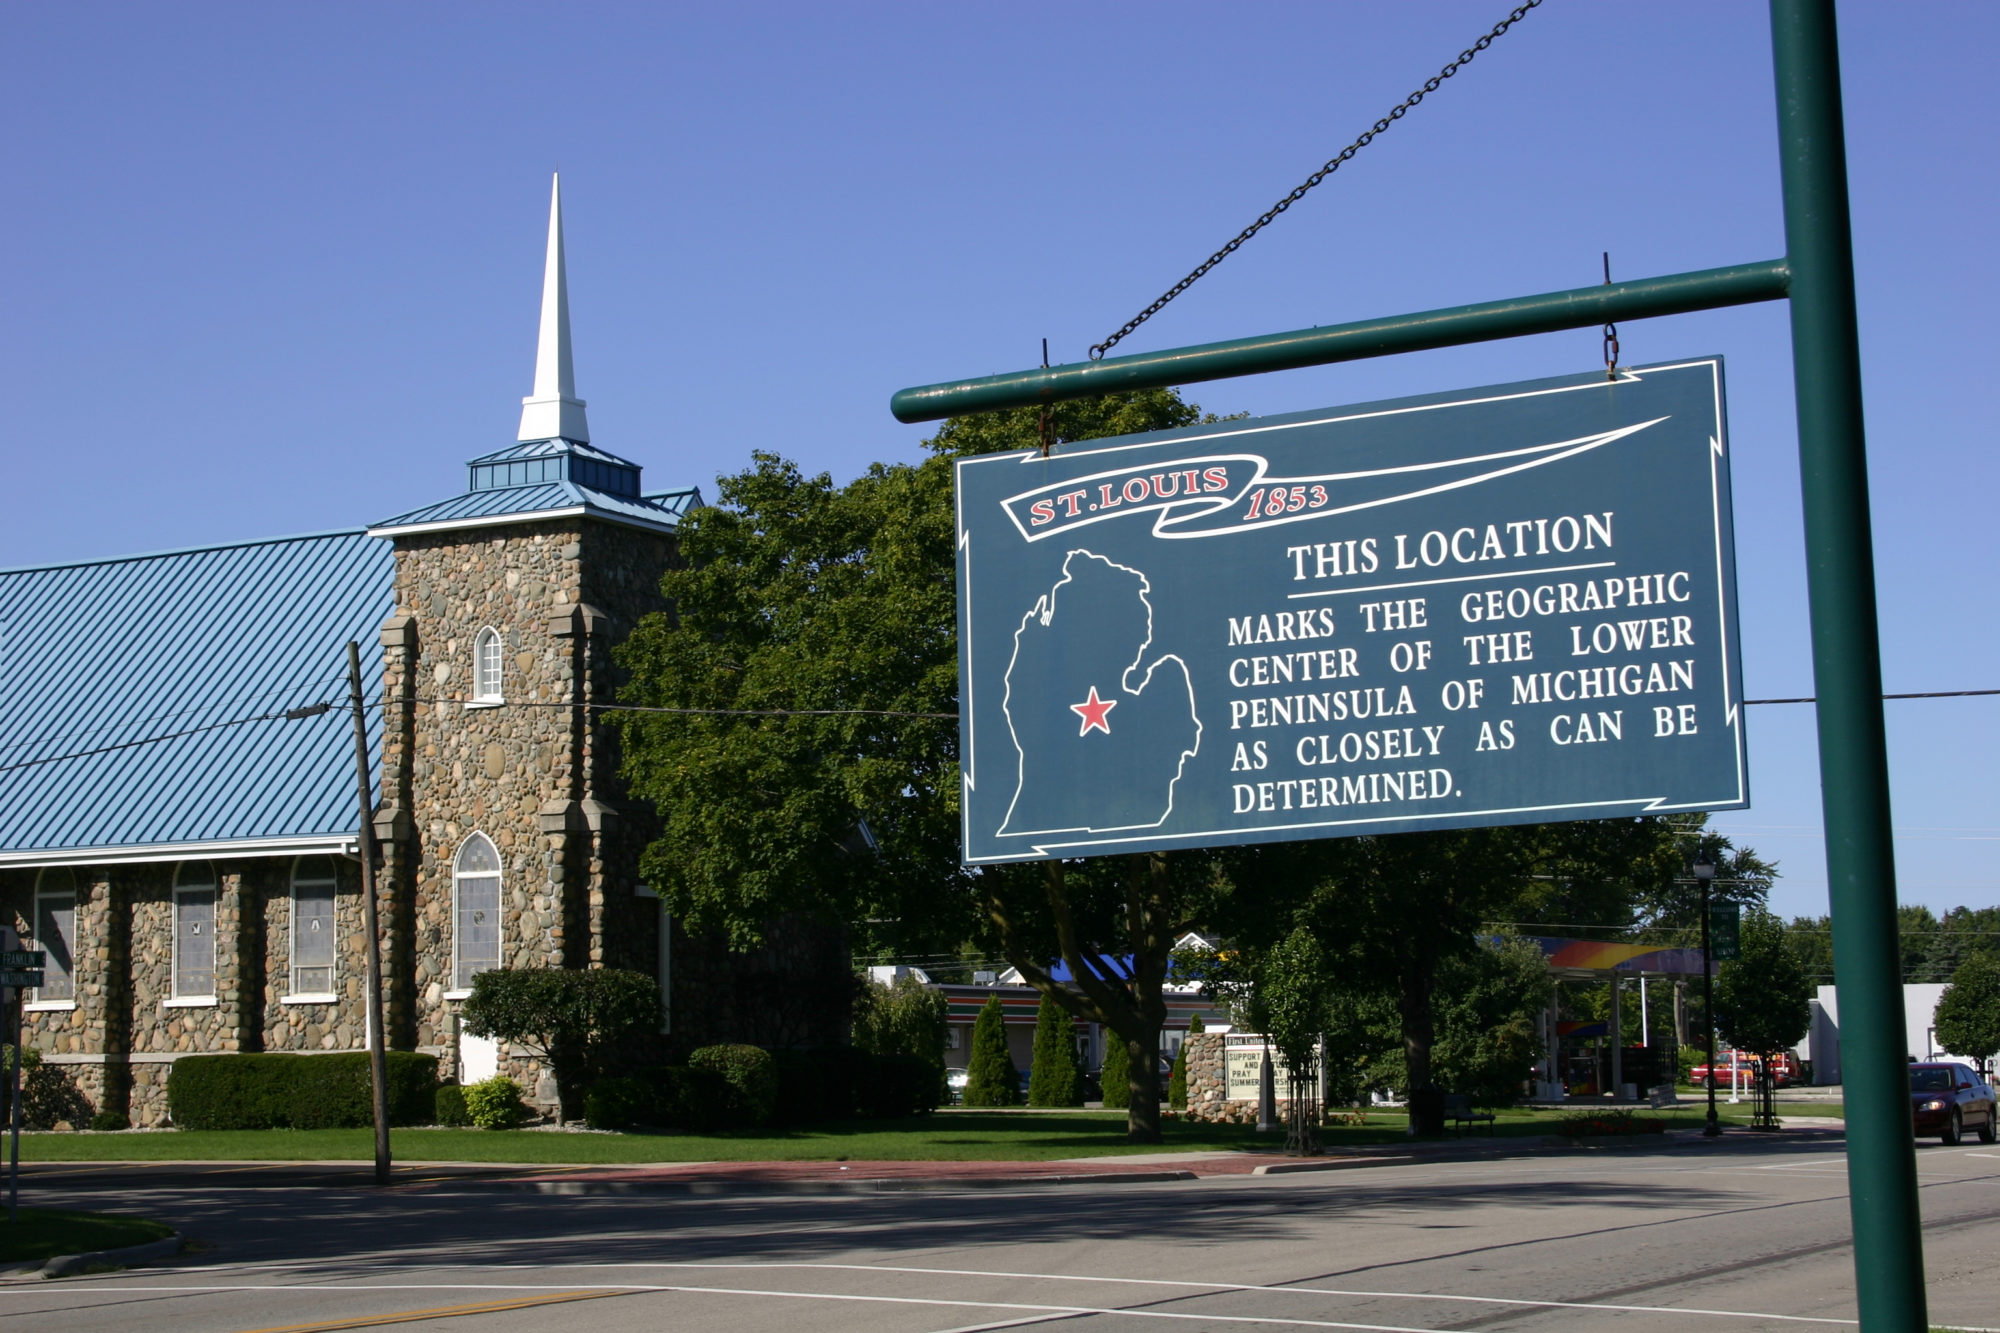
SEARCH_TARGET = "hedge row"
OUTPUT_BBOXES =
[585,1047,941,1130]
[167,1052,439,1129]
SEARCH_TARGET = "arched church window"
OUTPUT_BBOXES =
[473,628,504,703]
[452,833,503,991]
[290,856,337,997]
[173,862,217,999]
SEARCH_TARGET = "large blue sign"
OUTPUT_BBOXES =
[954,359,1747,864]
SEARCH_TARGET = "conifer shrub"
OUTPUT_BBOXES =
[962,995,1019,1107]
[689,1044,779,1126]
[1168,1011,1206,1110]
[1099,1034,1132,1110]
[462,1075,527,1129]
[1027,993,1081,1107]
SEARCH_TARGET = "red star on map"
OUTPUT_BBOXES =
[1069,685,1117,737]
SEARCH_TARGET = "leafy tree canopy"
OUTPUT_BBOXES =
[1934,952,2000,1065]
[1714,910,1812,1059]
[460,968,661,1121]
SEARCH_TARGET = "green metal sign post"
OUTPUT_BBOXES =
[891,1,1925,1324]
[1769,4,1924,1326]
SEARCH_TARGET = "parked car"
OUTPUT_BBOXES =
[1908,1062,1997,1145]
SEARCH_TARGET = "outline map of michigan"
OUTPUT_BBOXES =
[999,550,1201,837]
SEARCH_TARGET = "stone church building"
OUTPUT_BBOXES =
[1,178,844,1125]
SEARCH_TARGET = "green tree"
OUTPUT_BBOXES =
[1428,937,1554,1107]
[853,973,950,1099]
[1934,952,2000,1069]
[1098,1028,1131,1110]
[1261,925,1332,1153]
[1027,992,1082,1107]
[614,387,1226,1143]
[1714,910,1812,1061]
[460,968,662,1122]
[963,995,1018,1107]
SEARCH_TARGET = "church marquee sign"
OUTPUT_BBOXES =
[954,359,1747,864]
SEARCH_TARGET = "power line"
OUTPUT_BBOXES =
[0,702,340,774]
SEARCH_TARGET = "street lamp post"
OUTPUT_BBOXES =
[1696,850,1720,1138]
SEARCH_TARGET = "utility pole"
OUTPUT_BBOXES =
[1696,851,1719,1139]
[345,642,391,1186]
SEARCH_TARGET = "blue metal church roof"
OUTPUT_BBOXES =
[0,531,393,861]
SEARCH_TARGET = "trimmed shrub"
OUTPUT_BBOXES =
[864,1053,943,1118]
[963,996,1018,1107]
[435,1084,472,1127]
[689,1045,779,1126]
[168,1052,438,1130]
[4,1046,95,1130]
[463,1075,526,1129]
[1028,993,1081,1107]
[853,975,949,1105]
[90,1110,130,1132]
[1099,1034,1131,1110]
[651,1065,733,1132]
[772,1047,867,1124]
[585,1076,651,1130]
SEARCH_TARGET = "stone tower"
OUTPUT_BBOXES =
[366,175,699,1081]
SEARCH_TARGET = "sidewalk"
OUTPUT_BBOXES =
[429,1121,1841,1196]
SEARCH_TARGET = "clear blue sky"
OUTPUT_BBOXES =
[6,2,1993,922]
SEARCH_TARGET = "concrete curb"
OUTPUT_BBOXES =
[32,1234,183,1279]
[502,1169,1202,1196]
[1251,1156,1415,1175]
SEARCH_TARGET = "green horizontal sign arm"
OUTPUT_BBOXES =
[890,259,1791,423]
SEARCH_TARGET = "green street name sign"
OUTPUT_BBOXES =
[954,360,1748,863]
[0,951,45,969]
[0,971,44,988]
[1710,902,1743,962]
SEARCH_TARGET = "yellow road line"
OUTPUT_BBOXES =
[228,1289,629,1332]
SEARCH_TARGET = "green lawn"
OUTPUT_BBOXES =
[0,1209,172,1265]
[11,1104,1792,1164]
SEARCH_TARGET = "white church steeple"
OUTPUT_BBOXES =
[516,173,590,443]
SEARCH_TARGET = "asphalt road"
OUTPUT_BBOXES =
[6,1136,1996,1331]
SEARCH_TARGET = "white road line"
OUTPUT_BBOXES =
[0,1285,1440,1332]
[558,1260,1860,1326]
[63,1264,1857,1327]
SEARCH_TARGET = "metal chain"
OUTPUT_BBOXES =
[1602,251,1620,378]
[1088,0,1546,361]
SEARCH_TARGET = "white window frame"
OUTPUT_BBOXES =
[287,855,338,1001]
[171,861,218,1003]
[470,626,504,705]
[448,832,503,997]
[28,868,77,1010]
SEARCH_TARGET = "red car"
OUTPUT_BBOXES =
[1909,1062,1997,1145]
[1689,1052,1799,1088]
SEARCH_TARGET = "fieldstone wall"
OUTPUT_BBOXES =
[1181,1031,1229,1121]
[260,856,370,1055]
